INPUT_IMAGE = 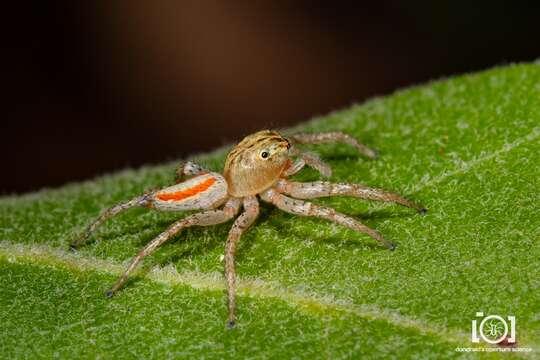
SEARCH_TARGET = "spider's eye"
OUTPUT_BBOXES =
[260,151,269,159]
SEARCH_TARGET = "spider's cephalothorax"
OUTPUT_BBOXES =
[224,130,291,197]
[71,130,426,328]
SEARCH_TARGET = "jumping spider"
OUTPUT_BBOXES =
[71,130,426,328]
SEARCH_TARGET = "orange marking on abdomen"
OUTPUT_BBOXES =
[156,177,216,201]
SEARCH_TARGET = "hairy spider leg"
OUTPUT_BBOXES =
[224,196,259,328]
[289,131,378,159]
[71,171,228,249]
[107,198,242,296]
[70,195,150,249]
[275,179,427,213]
[260,188,395,250]
[285,131,379,178]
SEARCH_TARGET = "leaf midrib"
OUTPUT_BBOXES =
[0,241,470,346]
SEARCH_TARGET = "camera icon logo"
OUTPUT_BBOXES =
[471,312,516,344]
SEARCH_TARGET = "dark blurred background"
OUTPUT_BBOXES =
[3,1,539,194]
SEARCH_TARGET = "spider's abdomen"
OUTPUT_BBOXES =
[150,172,228,211]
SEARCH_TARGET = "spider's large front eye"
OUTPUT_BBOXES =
[260,150,269,159]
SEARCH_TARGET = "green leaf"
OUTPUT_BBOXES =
[1,63,539,358]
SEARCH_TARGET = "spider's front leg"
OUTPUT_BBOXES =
[288,131,378,159]
[285,131,378,178]
[260,188,395,250]
[275,179,426,214]
[224,196,259,329]
[107,197,241,296]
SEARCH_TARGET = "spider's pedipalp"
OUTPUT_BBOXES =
[275,179,426,213]
[107,197,241,295]
[288,148,332,177]
[281,158,306,177]
[224,196,259,328]
[260,188,395,249]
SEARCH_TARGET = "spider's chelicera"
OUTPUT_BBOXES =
[71,130,426,328]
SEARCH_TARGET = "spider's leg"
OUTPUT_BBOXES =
[71,195,150,250]
[260,188,395,250]
[275,179,426,213]
[107,197,241,296]
[289,147,332,177]
[175,161,209,183]
[289,132,378,159]
[224,196,259,329]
